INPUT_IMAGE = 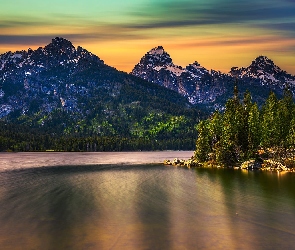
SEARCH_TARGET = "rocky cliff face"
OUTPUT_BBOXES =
[1,39,294,122]
[230,56,295,88]
[132,46,230,105]
[0,37,106,117]
[132,47,295,109]
[0,38,198,137]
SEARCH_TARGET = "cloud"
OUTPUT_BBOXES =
[170,35,292,48]
[0,19,50,28]
[258,22,295,35]
[0,0,294,49]
[0,15,97,29]
[2,0,294,34]
[0,32,147,47]
[124,0,295,31]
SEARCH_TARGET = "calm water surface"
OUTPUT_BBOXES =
[0,152,295,250]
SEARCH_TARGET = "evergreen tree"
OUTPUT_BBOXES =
[248,103,260,156]
[208,111,222,161]
[287,118,295,147]
[261,91,279,147]
[277,88,294,146]
[195,120,211,162]
[215,87,245,165]
[194,88,295,166]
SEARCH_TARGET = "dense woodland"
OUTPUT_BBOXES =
[0,68,205,152]
[0,111,199,152]
[195,87,295,166]
[2,84,295,155]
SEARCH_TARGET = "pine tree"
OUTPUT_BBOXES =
[277,88,294,146]
[208,111,222,157]
[261,91,279,147]
[215,87,245,165]
[195,120,211,162]
[248,103,260,156]
[287,118,295,147]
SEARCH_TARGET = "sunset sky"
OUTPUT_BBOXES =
[0,0,294,74]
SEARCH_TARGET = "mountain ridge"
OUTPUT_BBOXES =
[0,38,202,145]
[131,46,295,108]
[1,38,295,119]
[1,37,295,151]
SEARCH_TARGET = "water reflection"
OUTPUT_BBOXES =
[195,168,295,249]
[0,166,103,250]
[134,167,172,249]
[1,160,295,249]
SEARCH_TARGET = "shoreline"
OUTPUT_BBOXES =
[164,158,295,172]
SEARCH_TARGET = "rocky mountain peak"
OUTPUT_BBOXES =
[228,55,295,89]
[249,55,280,73]
[148,46,165,55]
[191,61,201,67]
[46,37,74,49]
[138,46,173,67]
[43,37,76,57]
[131,46,223,105]
[186,61,208,71]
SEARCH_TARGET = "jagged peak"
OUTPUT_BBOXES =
[45,37,75,50]
[248,55,283,74]
[252,55,274,65]
[148,46,165,56]
[135,45,173,67]
[186,61,209,74]
[191,61,201,66]
[51,37,72,45]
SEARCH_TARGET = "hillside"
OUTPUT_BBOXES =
[0,38,203,151]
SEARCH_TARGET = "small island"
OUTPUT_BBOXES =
[165,87,295,172]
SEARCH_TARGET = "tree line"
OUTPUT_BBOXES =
[0,121,196,152]
[195,86,295,166]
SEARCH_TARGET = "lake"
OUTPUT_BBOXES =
[0,152,295,249]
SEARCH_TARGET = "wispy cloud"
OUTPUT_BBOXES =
[0,32,147,47]
[1,0,294,43]
[258,22,295,36]
[124,0,295,32]
[0,0,294,73]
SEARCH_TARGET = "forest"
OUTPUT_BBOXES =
[195,86,295,166]
[0,114,197,152]
[2,85,295,156]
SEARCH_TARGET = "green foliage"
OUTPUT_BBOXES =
[194,120,211,162]
[260,91,279,147]
[247,103,260,156]
[131,113,193,139]
[0,119,196,152]
[195,87,295,166]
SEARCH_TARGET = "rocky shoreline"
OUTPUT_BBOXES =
[164,157,295,172]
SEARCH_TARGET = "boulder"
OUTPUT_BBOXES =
[241,160,262,170]
[164,159,172,165]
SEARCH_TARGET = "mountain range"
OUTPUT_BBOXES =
[132,46,295,109]
[0,37,294,140]
[0,37,201,145]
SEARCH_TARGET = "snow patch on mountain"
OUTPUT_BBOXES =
[166,66,185,76]
[0,37,105,117]
[132,46,228,105]
[132,48,295,108]
[148,46,165,56]
[230,55,295,88]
